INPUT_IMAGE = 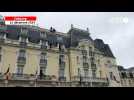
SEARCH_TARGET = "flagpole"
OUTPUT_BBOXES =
[5,64,10,87]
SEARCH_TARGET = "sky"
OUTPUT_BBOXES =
[0,12,134,68]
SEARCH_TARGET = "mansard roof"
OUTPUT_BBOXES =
[94,39,115,58]
[68,27,93,41]
[0,25,115,58]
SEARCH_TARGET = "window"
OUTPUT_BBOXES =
[16,66,24,75]
[57,37,63,42]
[21,28,28,35]
[121,72,127,78]
[0,47,1,62]
[81,45,85,50]
[40,32,46,38]
[129,73,133,78]
[92,70,96,78]
[21,37,26,43]
[0,34,4,39]
[41,41,48,49]
[19,50,26,58]
[40,67,46,75]
[59,54,65,60]
[42,41,47,46]
[90,57,94,62]
[83,56,87,63]
[99,70,102,78]
[89,47,92,51]
[40,52,47,66]
[89,47,94,56]
[17,50,26,64]
[110,72,113,80]
[59,54,65,68]
[59,69,64,77]
[59,44,64,52]
[82,50,87,55]
[84,69,89,77]
[83,62,89,68]
[40,52,47,60]
[77,56,79,64]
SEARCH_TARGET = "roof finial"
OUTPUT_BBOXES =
[87,27,89,33]
[71,24,73,29]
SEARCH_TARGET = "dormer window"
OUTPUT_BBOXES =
[20,28,28,37]
[40,32,46,39]
[57,37,63,42]
[89,47,92,51]
[41,40,48,49]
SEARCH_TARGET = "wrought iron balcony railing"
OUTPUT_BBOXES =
[59,76,66,81]
[71,76,108,83]
[82,50,87,55]
[41,45,47,49]
[91,63,97,70]
[20,41,27,47]
[0,73,57,81]
[83,62,89,69]
[40,59,47,66]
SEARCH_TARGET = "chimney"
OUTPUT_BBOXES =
[87,28,89,33]
[71,24,73,29]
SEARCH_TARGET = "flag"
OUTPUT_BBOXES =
[34,69,38,87]
[35,69,38,80]
[4,67,10,80]
[4,67,9,75]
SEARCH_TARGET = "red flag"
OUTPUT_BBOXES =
[4,67,10,80]
[4,67,10,75]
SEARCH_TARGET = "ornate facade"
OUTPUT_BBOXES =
[118,66,134,87]
[0,18,122,87]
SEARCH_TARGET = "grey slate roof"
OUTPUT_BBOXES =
[94,39,115,58]
[0,24,115,58]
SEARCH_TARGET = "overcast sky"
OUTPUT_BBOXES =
[0,12,134,68]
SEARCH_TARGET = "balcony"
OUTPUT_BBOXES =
[82,50,87,55]
[91,63,97,70]
[71,76,108,83]
[89,51,95,56]
[11,73,35,81]
[83,56,88,63]
[41,45,47,50]
[20,42,27,48]
[40,59,47,66]
[59,48,64,53]
[59,77,66,81]
[83,62,89,69]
